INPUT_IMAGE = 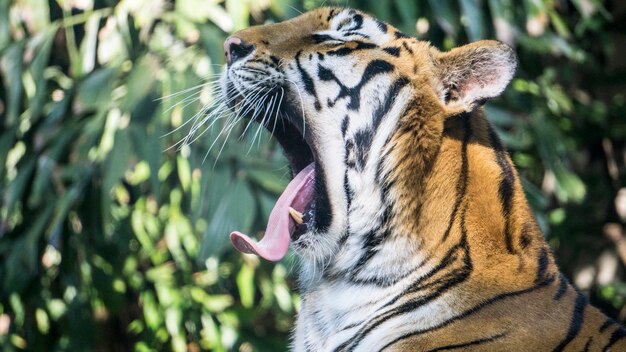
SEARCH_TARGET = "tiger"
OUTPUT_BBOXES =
[217,7,626,351]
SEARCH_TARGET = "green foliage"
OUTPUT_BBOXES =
[1,0,625,350]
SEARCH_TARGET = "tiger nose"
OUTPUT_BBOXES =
[224,36,255,65]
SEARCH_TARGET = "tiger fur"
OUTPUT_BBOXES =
[219,7,626,351]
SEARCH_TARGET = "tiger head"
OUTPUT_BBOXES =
[224,8,516,271]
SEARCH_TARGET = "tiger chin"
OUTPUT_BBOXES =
[219,7,626,352]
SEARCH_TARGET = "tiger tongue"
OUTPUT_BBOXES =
[230,163,315,261]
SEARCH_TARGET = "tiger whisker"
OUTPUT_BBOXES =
[177,78,271,149]
[161,94,222,138]
[240,93,272,138]
[269,87,285,141]
[203,84,271,163]
[252,92,279,149]
[210,90,268,162]
[247,93,277,154]
[157,78,222,102]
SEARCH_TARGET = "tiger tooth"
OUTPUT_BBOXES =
[289,207,304,224]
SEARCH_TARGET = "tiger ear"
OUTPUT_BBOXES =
[435,40,517,110]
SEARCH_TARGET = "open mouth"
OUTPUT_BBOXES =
[226,80,327,261]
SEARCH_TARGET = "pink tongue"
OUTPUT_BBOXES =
[230,163,315,261]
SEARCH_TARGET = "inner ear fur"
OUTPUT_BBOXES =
[435,40,517,110]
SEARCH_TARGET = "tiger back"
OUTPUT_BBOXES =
[220,7,626,351]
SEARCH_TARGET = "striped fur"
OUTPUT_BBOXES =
[221,7,626,351]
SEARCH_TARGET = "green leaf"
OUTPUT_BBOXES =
[25,26,57,124]
[78,14,101,74]
[102,129,132,236]
[487,0,516,44]
[237,263,255,308]
[47,180,86,240]
[141,291,163,330]
[0,40,24,127]
[428,0,459,36]
[190,288,233,313]
[547,10,571,39]
[0,0,9,49]
[226,0,250,31]
[177,155,192,192]
[121,56,158,112]
[3,202,54,293]
[459,0,485,41]
[5,157,36,216]
[553,166,586,203]
[75,67,120,111]
[246,168,288,194]
[521,176,548,210]
[393,0,418,31]
[0,125,17,177]
[28,129,78,207]
[485,104,516,127]
[200,178,255,260]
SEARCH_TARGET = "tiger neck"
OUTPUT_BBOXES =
[318,101,553,291]
[315,91,447,287]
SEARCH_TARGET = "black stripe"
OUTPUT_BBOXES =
[295,51,321,110]
[341,115,349,137]
[487,126,516,253]
[343,171,353,209]
[326,9,337,22]
[402,41,414,55]
[536,246,549,284]
[394,31,410,39]
[519,223,533,249]
[351,14,363,30]
[319,59,394,111]
[378,275,556,351]
[269,55,280,65]
[313,160,332,232]
[337,13,363,31]
[353,129,373,171]
[600,318,614,333]
[360,77,409,194]
[382,235,470,308]
[353,59,394,92]
[383,46,401,57]
[311,34,339,44]
[344,31,369,38]
[552,290,587,351]
[441,114,471,242]
[603,326,626,351]
[350,206,392,280]
[327,42,377,57]
[554,274,568,300]
[584,337,593,352]
[372,77,409,130]
[345,139,356,169]
[425,332,507,352]
[375,19,388,32]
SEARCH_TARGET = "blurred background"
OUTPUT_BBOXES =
[1,0,625,350]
